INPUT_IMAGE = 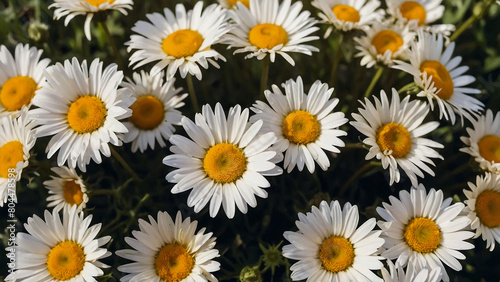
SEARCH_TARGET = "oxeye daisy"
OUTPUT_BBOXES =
[163,103,283,219]
[127,1,231,80]
[377,185,474,282]
[116,211,220,281]
[250,76,348,173]
[219,0,250,9]
[282,200,385,281]
[29,58,134,172]
[386,0,444,27]
[224,0,320,65]
[5,205,111,281]
[44,166,88,213]
[0,43,50,117]
[121,70,188,153]
[463,172,500,251]
[392,30,483,124]
[49,0,133,41]
[350,88,443,187]
[381,259,443,282]
[0,107,36,207]
[460,109,500,174]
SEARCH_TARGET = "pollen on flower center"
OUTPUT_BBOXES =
[282,110,320,145]
[46,241,86,281]
[67,95,107,134]
[371,30,404,55]
[477,135,500,164]
[203,143,247,183]
[129,95,165,130]
[227,0,249,8]
[404,217,441,253]
[162,29,204,58]
[332,4,360,23]
[376,122,412,158]
[63,180,84,206]
[318,236,354,273]
[248,23,288,50]
[0,76,38,111]
[399,1,426,26]
[475,190,500,228]
[155,243,194,281]
[85,0,115,7]
[0,141,23,178]
[420,60,454,100]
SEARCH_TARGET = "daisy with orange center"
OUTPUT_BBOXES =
[44,166,88,213]
[218,0,250,9]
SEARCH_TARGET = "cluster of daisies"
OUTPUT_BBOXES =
[1,0,499,281]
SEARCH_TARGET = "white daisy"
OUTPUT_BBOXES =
[386,0,444,27]
[121,70,188,153]
[5,205,111,281]
[0,107,36,207]
[49,0,133,40]
[282,200,385,281]
[116,211,220,282]
[311,0,383,36]
[163,103,283,219]
[0,43,50,117]
[29,58,134,172]
[381,259,443,282]
[460,109,500,174]
[392,30,483,124]
[224,0,320,66]
[44,166,89,213]
[127,1,231,80]
[463,172,500,251]
[354,21,414,68]
[218,0,249,9]
[250,76,348,173]
[350,88,443,187]
[377,185,475,282]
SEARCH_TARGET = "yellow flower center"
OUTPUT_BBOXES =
[475,190,500,228]
[318,236,355,273]
[84,0,115,7]
[404,217,441,253]
[63,180,84,206]
[129,95,165,130]
[155,244,194,281]
[46,241,86,281]
[399,1,426,26]
[0,141,24,178]
[248,23,288,49]
[420,60,454,100]
[332,4,360,23]
[67,95,107,134]
[371,30,404,55]
[203,143,247,183]
[376,123,412,158]
[0,76,38,111]
[227,0,249,8]
[162,29,204,58]
[478,135,500,164]
[282,110,320,145]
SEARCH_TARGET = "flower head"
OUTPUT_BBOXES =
[44,166,88,213]
[381,259,443,282]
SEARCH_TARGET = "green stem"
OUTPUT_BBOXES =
[259,56,271,101]
[449,16,477,42]
[397,82,417,94]
[186,73,200,113]
[99,20,124,70]
[124,193,150,233]
[449,0,495,42]
[339,162,379,198]
[364,66,384,98]
[110,146,140,181]
[89,189,116,196]
[329,33,344,86]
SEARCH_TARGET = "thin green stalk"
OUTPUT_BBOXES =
[259,56,271,101]
[110,146,140,181]
[449,16,477,42]
[397,82,417,94]
[364,66,384,97]
[99,19,124,70]
[449,0,496,42]
[89,189,116,196]
[329,33,344,86]
[339,162,379,198]
[186,73,200,113]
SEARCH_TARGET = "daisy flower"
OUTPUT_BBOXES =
[44,166,88,213]
[224,0,319,66]
[116,211,220,281]
[463,172,500,251]
[460,109,500,174]
[282,200,385,281]
[377,185,474,282]
[350,88,443,186]
[127,1,231,80]
[0,43,50,117]
[250,76,348,173]
[386,0,444,27]
[354,21,414,68]
[5,205,111,281]
[29,58,134,172]
[218,0,249,9]
[163,103,283,219]
[311,0,383,36]
[49,0,133,40]
[121,70,188,153]
[0,107,36,207]
[381,259,443,282]
[392,30,483,124]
